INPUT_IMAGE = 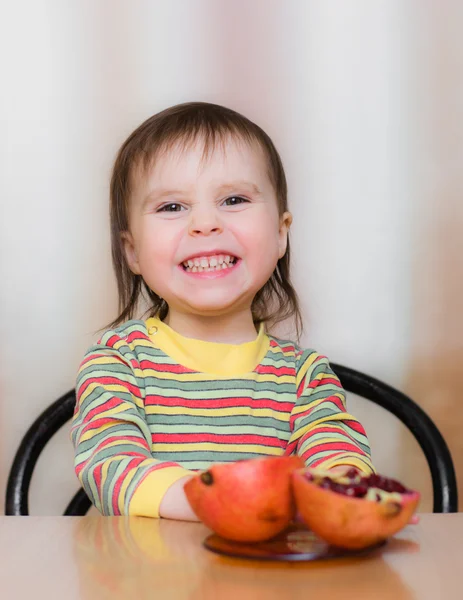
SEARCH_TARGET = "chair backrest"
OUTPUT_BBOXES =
[331,363,458,513]
[5,390,92,516]
[5,365,458,515]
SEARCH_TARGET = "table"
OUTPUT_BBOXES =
[0,513,461,599]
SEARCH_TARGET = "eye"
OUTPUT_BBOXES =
[157,203,185,213]
[223,196,249,206]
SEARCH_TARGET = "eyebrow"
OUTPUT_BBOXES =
[216,181,263,195]
[142,180,262,209]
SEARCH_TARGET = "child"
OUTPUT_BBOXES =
[71,102,374,520]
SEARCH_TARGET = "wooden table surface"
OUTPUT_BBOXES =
[0,513,461,600]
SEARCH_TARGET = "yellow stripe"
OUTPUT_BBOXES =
[268,344,296,358]
[145,405,289,421]
[151,442,282,454]
[129,338,154,349]
[80,420,117,442]
[82,383,133,396]
[100,461,111,496]
[296,352,320,386]
[142,368,295,385]
[112,338,131,351]
[80,355,127,367]
[299,433,354,451]
[315,454,375,474]
[84,438,148,453]
[78,406,136,440]
[129,466,194,518]
[78,381,144,411]
[78,381,127,404]
[289,413,359,442]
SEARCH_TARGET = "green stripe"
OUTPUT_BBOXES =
[146,415,291,430]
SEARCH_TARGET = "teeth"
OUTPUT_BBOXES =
[182,254,237,273]
[182,254,236,271]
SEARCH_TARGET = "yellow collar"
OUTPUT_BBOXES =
[145,317,270,376]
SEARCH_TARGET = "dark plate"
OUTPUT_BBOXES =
[204,523,386,561]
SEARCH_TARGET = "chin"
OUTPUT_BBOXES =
[185,304,239,316]
[183,297,248,316]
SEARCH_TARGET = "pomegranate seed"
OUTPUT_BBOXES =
[309,470,412,502]
[345,468,359,480]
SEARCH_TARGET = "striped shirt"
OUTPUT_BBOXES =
[71,317,373,517]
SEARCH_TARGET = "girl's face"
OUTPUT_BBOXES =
[123,136,292,322]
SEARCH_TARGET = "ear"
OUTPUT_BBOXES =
[121,231,141,275]
[278,211,293,259]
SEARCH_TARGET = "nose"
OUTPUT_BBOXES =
[188,205,223,236]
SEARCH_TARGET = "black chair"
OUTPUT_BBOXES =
[331,363,458,513]
[5,390,92,516]
[5,365,458,515]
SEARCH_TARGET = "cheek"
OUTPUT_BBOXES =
[237,215,281,262]
[137,223,180,271]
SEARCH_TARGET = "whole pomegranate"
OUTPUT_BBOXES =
[292,468,420,549]
[184,456,304,542]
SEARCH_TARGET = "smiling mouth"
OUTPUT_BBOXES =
[181,254,239,273]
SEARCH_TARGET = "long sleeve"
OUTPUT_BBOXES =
[71,333,193,517]
[287,351,374,474]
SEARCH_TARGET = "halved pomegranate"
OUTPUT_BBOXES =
[292,468,420,549]
[185,456,304,542]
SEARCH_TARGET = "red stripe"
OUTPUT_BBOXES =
[80,352,126,368]
[302,441,367,460]
[330,395,347,411]
[112,457,140,514]
[148,461,180,472]
[308,452,367,469]
[303,425,358,436]
[75,461,85,476]
[93,462,103,489]
[345,419,367,434]
[139,360,195,374]
[81,417,118,431]
[284,440,297,455]
[106,334,121,347]
[80,354,98,368]
[269,339,296,352]
[126,330,150,343]
[296,375,306,397]
[96,436,149,453]
[152,433,286,447]
[255,365,295,376]
[307,376,342,390]
[80,396,128,423]
[82,396,125,422]
[145,395,294,412]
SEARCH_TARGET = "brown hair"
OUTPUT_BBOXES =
[109,101,303,339]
